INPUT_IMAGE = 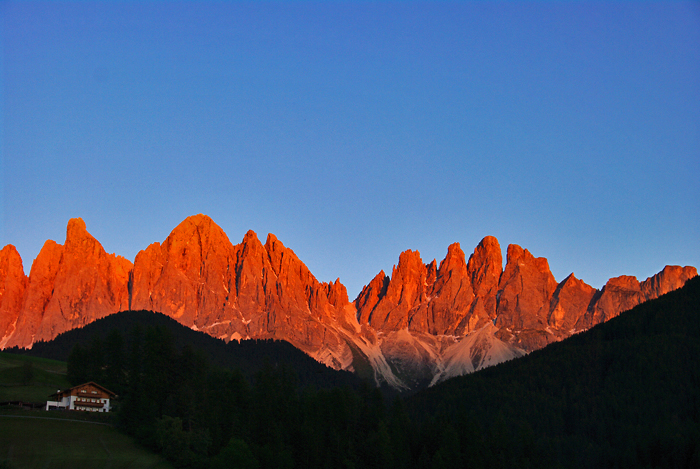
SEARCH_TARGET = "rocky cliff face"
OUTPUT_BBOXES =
[355,237,504,338]
[351,235,696,386]
[641,265,697,301]
[548,274,596,333]
[131,214,241,331]
[4,219,132,348]
[130,215,355,369]
[0,215,696,390]
[7,240,65,349]
[466,235,503,326]
[493,244,559,350]
[0,245,27,347]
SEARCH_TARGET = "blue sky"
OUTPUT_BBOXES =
[2,1,699,298]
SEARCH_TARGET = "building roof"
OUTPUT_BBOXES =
[48,381,117,399]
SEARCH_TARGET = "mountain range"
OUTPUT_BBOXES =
[0,215,696,389]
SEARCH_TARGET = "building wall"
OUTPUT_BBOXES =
[46,383,114,412]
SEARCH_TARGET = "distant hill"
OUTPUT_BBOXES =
[404,275,700,468]
[5,309,364,391]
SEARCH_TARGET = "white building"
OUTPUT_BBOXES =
[46,382,117,412]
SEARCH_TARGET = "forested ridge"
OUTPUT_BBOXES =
[6,310,363,391]
[406,275,700,468]
[6,277,699,468]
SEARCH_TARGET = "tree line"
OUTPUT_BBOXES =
[55,276,700,468]
[67,324,408,468]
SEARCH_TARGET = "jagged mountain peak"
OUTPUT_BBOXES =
[0,215,696,391]
[3,219,130,349]
[438,242,467,273]
[64,217,103,257]
[505,243,552,274]
[478,235,500,249]
[167,213,233,247]
[0,244,24,273]
[641,265,697,300]
[0,245,28,347]
[394,249,426,277]
[66,216,87,235]
[264,232,279,246]
[242,228,261,243]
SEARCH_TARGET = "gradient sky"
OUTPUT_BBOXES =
[2,1,699,299]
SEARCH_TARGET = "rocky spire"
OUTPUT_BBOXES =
[0,245,28,347]
[6,218,132,348]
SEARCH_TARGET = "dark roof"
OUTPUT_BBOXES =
[49,381,117,399]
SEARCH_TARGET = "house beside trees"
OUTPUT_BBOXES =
[46,382,116,412]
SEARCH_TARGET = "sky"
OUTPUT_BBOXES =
[1,1,699,299]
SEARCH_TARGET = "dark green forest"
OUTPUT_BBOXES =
[8,277,700,468]
[7,310,363,391]
[406,276,700,468]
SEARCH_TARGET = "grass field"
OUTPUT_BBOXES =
[0,353,171,468]
[0,413,172,468]
[0,352,71,403]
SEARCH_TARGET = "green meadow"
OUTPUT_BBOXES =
[0,352,70,403]
[0,352,172,469]
[0,415,172,468]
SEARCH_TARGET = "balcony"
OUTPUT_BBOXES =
[74,400,104,408]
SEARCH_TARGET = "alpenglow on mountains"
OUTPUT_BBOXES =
[0,215,696,389]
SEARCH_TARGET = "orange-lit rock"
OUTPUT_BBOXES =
[467,236,502,317]
[355,270,389,326]
[641,265,698,301]
[131,214,240,330]
[575,275,642,330]
[0,245,28,346]
[410,243,473,335]
[360,250,432,331]
[494,244,558,351]
[463,236,503,332]
[573,265,699,332]
[234,229,271,330]
[35,218,131,343]
[6,240,64,348]
[548,273,596,332]
[353,239,507,383]
[130,215,353,368]
[496,245,558,328]
[6,219,132,348]
[1,216,697,389]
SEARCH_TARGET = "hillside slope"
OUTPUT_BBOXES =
[6,309,363,391]
[405,276,700,468]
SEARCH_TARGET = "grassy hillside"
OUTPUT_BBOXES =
[0,354,172,468]
[0,414,172,469]
[0,352,70,403]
